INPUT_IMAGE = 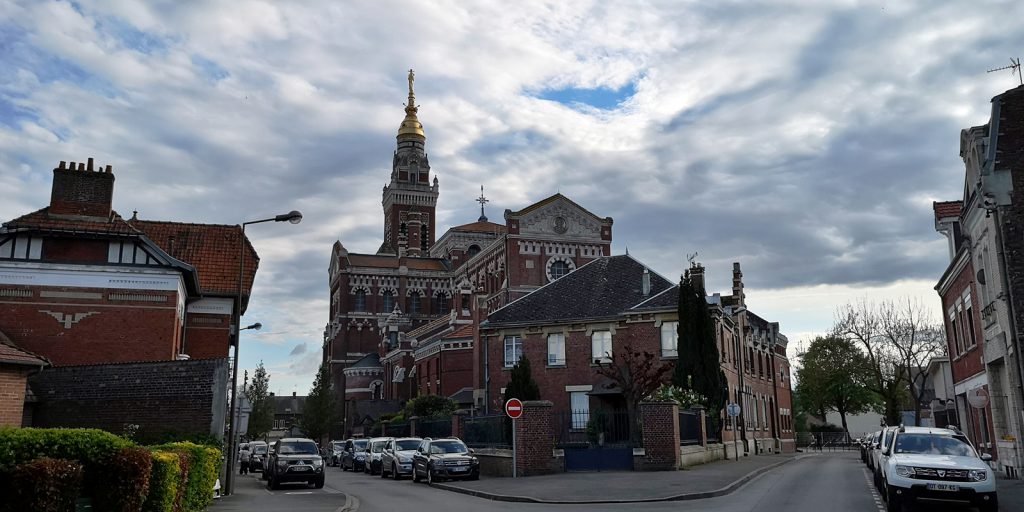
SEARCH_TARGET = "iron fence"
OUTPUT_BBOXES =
[680,410,701,445]
[385,421,410,437]
[797,431,854,451]
[554,410,635,447]
[462,414,511,449]
[417,418,452,439]
[705,415,721,443]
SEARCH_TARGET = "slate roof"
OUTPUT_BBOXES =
[449,387,474,405]
[933,201,962,221]
[349,352,382,369]
[447,220,507,234]
[631,285,679,311]
[273,394,306,416]
[486,255,673,327]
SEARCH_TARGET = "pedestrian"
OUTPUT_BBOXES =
[239,443,251,475]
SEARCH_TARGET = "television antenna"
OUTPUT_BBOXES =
[687,252,698,264]
[987,57,1022,86]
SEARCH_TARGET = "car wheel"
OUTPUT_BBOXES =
[412,465,421,483]
[380,464,387,478]
[469,471,479,481]
[393,464,400,480]
[315,476,325,489]
[873,470,882,491]
[884,485,901,512]
[426,465,433,485]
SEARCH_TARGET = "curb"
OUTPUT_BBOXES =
[431,454,814,504]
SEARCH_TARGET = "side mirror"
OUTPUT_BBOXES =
[881,447,890,456]
[469,448,475,454]
[981,453,993,462]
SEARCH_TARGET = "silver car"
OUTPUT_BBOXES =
[364,437,391,475]
[380,437,422,479]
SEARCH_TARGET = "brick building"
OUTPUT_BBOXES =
[934,84,1024,478]
[0,331,48,427]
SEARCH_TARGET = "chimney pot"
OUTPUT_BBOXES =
[292,391,296,397]
[69,161,76,170]
[78,162,85,171]
[87,157,94,171]
[105,164,112,173]
[59,161,66,170]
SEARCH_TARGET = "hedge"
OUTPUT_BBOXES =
[142,451,181,512]
[92,446,153,512]
[0,427,133,471]
[3,457,84,512]
[150,442,220,512]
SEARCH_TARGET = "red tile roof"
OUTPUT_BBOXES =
[443,324,475,340]
[4,207,137,235]
[131,220,259,297]
[448,221,507,234]
[0,331,49,367]
[933,201,963,221]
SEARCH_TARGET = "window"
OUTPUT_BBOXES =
[570,391,590,429]
[435,292,450,314]
[547,333,565,366]
[949,314,960,356]
[504,336,523,367]
[549,260,570,280]
[591,331,612,363]
[467,244,481,258]
[965,296,977,348]
[383,291,394,313]
[354,290,367,312]
[660,321,678,357]
[409,291,421,315]
[0,235,42,260]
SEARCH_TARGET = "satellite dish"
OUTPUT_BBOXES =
[967,387,989,409]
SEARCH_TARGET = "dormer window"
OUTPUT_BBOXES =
[0,235,42,260]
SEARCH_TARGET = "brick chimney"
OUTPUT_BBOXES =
[689,262,705,294]
[732,262,745,307]
[49,158,115,218]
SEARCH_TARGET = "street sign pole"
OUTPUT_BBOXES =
[731,414,737,461]
[505,398,523,478]
[726,403,741,462]
[512,417,517,478]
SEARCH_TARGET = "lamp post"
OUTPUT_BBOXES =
[225,211,301,496]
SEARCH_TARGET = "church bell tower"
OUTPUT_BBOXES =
[378,69,439,257]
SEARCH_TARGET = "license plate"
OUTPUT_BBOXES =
[292,466,311,472]
[926,483,958,492]
[450,466,467,472]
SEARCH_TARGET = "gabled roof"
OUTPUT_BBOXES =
[130,220,259,297]
[3,207,138,235]
[506,193,607,222]
[273,394,306,415]
[486,255,673,327]
[447,221,507,234]
[349,352,383,369]
[933,201,962,221]
[0,330,49,367]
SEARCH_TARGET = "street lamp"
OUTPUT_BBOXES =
[225,210,302,496]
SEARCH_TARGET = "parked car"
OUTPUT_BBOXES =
[879,426,997,512]
[411,437,480,484]
[265,438,325,490]
[341,438,369,471]
[380,437,422,479]
[328,440,345,467]
[248,441,268,473]
[873,427,898,489]
[364,437,391,475]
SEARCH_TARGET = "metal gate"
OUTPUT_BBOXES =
[555,410,635,471]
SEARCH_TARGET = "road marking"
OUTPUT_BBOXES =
[862,468,885,512]
[285,491,314,495]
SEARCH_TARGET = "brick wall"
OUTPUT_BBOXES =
[29,358,227,441]
[49,163,115,218]
[0,366,30,426]
[184,313,231,360]
[636,401,680,471]
[43,238,109,263]
[997,87,1024,392]
[941,259,985,381]
[514,400,556,476]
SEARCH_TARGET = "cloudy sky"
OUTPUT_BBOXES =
[3,0,1022,394]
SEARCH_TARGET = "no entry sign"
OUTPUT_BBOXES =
[505,398,524,419]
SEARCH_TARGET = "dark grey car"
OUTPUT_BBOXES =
[341,438,368,471]
[265,438,325,490]
[411,438,480,484]
[380,437,422,479]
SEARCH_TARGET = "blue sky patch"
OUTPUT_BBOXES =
[536,81,636,110]
[191,54,230,82]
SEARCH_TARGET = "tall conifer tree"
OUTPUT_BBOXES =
[674,266,727,434]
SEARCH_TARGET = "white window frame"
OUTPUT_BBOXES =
[570,391,590,429]
[547,333,566,366]
[591,330,612,364]
[504,336,523,368]
[660,321,678,358]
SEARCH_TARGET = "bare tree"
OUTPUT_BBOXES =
[596,344,673,444]
[833,299,946,426]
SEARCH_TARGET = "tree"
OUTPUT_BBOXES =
[833,299,946,426]
[795,335,879,432]
[674,265,727,435]
[245,362,274,440]
[596,345,673,444]
[403,395,456,419]
[300,362,339,444]
[503,354,541,403]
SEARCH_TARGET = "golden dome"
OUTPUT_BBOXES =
[397,69,425,140]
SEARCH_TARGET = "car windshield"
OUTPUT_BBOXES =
[894,434,977,457]
[252,445,267,454]
[278,441,319,455]
[371,441,387,453]
[430,441,469,454]
[396,440,421,451]
[354,440,368,449]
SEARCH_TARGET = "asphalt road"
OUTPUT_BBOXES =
[215,452,991,512]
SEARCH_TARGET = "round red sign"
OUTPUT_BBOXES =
[505,398,524,419]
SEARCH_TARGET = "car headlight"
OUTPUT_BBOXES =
[277,461,289,469]
[398,456,411,463]
[895,465,913,477]
[313,459,323,467]
[969,470,988,482]
[471,457,479,465]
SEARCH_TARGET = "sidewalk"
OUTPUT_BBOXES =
[998,477,1024,510]
[434,452,809,504]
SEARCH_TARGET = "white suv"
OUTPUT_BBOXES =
[880,426,997,512]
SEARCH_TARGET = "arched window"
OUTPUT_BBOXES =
[435,292,450,314]
[354,290,366,312]
[467,244,481,258]
[409,291,422,314]
[549,260,570,280]
[383,290,394,313]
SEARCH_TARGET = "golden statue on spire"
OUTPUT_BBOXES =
[398,69,425,139]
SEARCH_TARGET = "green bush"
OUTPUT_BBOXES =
[92,446,153,512]
[142,451,181,512]
[0,427,133,471]
[4,457,84,512]
[150,442,220,512]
